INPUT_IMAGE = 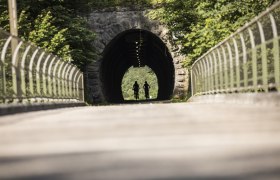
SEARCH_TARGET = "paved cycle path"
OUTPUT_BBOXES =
[0,102,280,180]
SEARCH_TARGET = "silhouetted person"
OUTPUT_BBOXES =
[143,81,150,99]
[133,81,139,100]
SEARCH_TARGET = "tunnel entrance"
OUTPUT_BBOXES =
[100,29,175,103]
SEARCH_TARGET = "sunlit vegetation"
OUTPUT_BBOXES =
[122,66,158,100]
[0,0,96,70]
[0,0,276,69]
[147,0,276,67]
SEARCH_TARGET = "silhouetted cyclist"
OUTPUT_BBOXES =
[133,81,139,100]
[143,81,150,100]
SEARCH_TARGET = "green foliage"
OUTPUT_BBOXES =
[0,0,96,70]
[0,0,276,72]
[17,9,32,38]
[28,11,71,60]
[148,0,276,67]
[122,66,158,100]
[0,9,9,30]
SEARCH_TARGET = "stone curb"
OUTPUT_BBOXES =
[0,102,86,116]
[188,92,280,106]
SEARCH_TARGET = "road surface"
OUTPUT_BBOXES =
[0,102,280,180]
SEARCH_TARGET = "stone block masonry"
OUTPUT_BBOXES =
[86,8,188,103]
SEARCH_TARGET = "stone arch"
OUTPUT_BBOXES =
[86,8,188,103]
[101,29,175,103]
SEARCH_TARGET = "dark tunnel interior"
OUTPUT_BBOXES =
[100,29,175,103]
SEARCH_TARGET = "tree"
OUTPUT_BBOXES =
[1,0,276,70]
[0,0,96,70]
[148,0,276,67]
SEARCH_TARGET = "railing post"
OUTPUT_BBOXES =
[240,33,248,89]
[212,51,218,92]
[76,72,84,101]
[217,48,224,91]
[20,45,31,99]
[192,67,196,95]
[195,67,200,94]
[226,42,234,91]
[64,64,72,99]
[208,54,215,93]
[248,27,258,92]
[35,52,45,99]
[28,48,40,98]
[197,61,203,94]
[47,56,57,97]
[202,60,208,94]
[257,21,268,92]
[81,73,84,101]
[232,37,240,91]
[57,61,65,99]
[52,60,60,98]
[42,54,51,97]
[221,46,229,92]
[61,63,70,99]
[270,13,280,91]
[191,68,194,96]
[11,40,23,101]
[73,70,80,99]
[76,72,80,100]
[1,36,12,100]
[68,66,76,98]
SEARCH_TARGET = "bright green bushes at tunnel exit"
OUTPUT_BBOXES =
[122,66,158,100]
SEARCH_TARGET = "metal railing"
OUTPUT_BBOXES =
[0,28,84,103]
[191,1,280,96]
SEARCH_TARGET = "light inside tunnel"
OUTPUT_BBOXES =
[122,66,158,100]
[100,29,175,103]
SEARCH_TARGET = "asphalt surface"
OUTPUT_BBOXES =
[0,102,280,180]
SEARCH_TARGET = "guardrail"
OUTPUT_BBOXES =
[191,1,280,96]
[0,28,84,103]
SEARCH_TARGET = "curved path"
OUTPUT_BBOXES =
[0,102,280,180]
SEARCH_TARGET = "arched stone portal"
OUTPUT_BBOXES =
[86,8,188,103]
[101,29,174,103]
